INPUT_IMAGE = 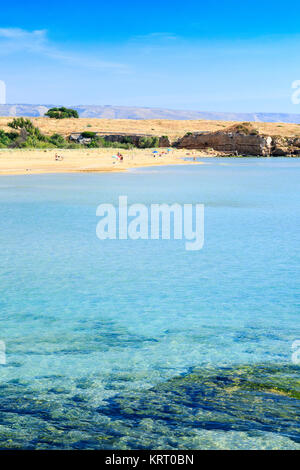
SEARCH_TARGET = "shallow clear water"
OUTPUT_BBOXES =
[0,158,299,449]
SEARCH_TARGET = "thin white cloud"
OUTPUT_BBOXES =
[130,32,179,42]
[0,28,45,39]
[0,27,129,71]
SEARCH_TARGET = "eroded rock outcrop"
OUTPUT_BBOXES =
[176,122,300,156]
[68,123,300,155]
[158,136,171,147]
[176,123,273,156]
[271,136,300,156]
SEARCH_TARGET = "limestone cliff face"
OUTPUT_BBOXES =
[271,136,300,156]
[176,131,273,156]
[176,129,300,156]
[69,129,300,155]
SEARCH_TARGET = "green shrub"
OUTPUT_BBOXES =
[8,117,35,132]
[101,140,134,149]
[87,140,101,148]
[4,120,68,148]
[85,135,135,149]
[8,118,47,141]
[5,131,19,140]
[0,129,13,147]
[81,131,97,138]
[45,107,79,119]
[48,133,67,147]
[66,143,85,149]
[139,136,159,148]
[120,136,134,145]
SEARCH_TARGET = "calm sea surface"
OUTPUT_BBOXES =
[0,158,299,449]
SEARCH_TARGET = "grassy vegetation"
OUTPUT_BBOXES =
[139,136,159,148]
[86,137,135,149]
[0,119,83,149]
[227,122,259,135]
[0,119,162,150]
[82,134,160,149]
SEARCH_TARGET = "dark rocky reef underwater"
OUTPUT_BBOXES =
[0,363,299,449]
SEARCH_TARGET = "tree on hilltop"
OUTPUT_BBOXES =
[45,107,79,119]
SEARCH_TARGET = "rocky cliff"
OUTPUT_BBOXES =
[176,123,300,156]
[177,131,272,156]
[68,125,300,155]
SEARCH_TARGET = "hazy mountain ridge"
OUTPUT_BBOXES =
[1,104,300,123]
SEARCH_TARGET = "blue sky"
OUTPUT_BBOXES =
[1,0,300,112]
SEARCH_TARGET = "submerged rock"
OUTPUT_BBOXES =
[0,364,298,449]
[101,364,300,445]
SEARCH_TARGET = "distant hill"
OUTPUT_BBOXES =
[1,104,300,123]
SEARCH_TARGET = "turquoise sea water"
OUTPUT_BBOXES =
[0,158,299,449]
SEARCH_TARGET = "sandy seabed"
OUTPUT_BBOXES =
[0,148,208,175]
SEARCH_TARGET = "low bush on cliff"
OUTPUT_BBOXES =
[226,122,259,135]
[81,131,97,138]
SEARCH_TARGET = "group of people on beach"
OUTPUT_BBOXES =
[112,152,124,164]
[152,150,170,157]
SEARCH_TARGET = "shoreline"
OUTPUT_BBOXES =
[0,148,209,176]
[1,148,298,176]
[0,161,205,176]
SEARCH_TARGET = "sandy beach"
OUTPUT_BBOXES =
[0,148,209,175]
[1,117,299,176]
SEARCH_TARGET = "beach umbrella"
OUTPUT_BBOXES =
[112,155,119,159]
[152,150,158,154]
